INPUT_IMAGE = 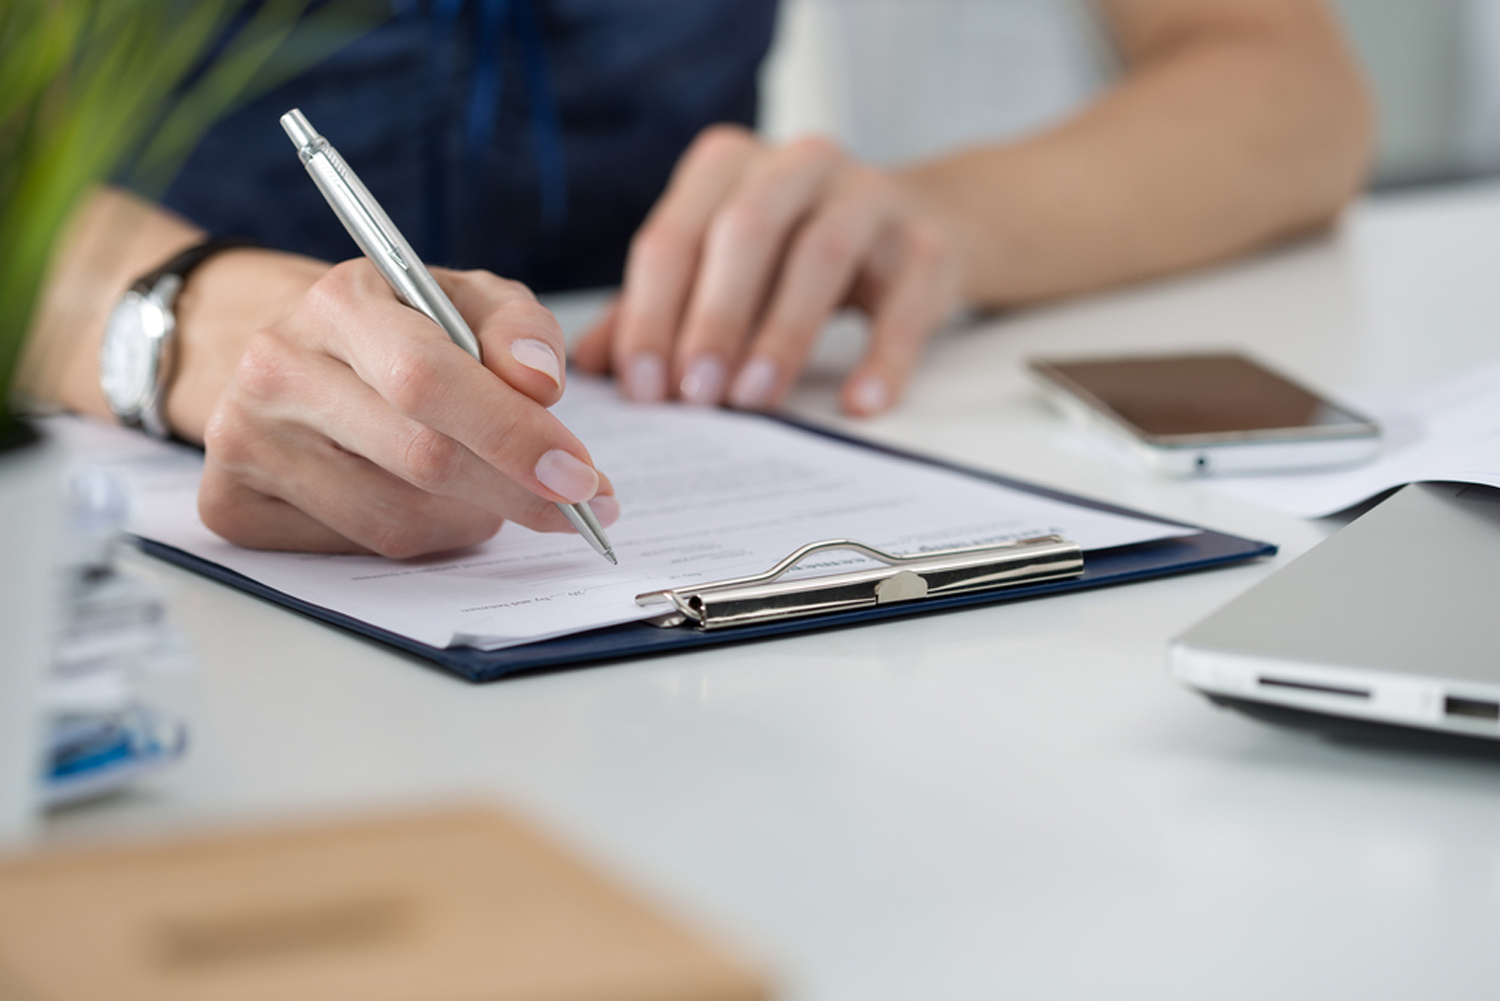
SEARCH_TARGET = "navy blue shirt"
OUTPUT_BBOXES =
[154,0,777,292]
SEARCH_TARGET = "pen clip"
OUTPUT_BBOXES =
[282,110,409,271]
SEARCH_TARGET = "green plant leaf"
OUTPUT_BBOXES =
[0,0,383,432]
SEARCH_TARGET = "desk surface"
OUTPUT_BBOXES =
[51,182,1500,1001]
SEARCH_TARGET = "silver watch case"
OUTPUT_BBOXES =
[99,273,183,439]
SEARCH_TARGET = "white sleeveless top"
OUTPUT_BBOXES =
[761,0,1118,165]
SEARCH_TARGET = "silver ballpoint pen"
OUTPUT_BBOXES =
[280,108,616,565]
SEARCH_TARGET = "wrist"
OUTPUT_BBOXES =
[34,188,205,421]
[894,159,987,310]
[168,248,328,442]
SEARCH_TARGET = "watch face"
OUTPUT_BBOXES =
[100,291,166,417]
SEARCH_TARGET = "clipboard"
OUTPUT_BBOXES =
[131,420,1275,683]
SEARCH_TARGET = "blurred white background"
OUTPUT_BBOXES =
[760,0,1500,189]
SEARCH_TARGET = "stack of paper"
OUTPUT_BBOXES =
[42,466,187,807]
[92,378,1197,653]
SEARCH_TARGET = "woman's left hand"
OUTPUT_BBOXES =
[572,125,964,416]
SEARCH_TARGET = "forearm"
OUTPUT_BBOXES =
[19,187,203,419]
[899,0,1372,307]
[18,186,326,441]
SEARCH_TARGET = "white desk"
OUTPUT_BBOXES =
[50,182,1500,1000]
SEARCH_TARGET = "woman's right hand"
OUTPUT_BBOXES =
[177,251,617,557]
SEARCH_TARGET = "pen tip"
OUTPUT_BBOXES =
[606,551,618,565]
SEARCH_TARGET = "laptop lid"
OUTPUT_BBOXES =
[1171,482,1500,739]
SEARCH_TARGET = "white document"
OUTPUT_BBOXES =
[1211,357,1500,518]
[52,378,1193,651]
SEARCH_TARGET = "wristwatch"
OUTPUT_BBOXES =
[99,237,252,439]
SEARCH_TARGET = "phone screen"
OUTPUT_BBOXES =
[1033,354,1374,438]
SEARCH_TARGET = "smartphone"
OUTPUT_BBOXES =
[1028,352,1381,477]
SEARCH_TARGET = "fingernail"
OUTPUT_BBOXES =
[851,374,891,415]
[587,493,621,527]
[509,338,561,386]
[729,356,779,409]
[624,353,666,401]
[535,449,599,503]
[680,355,727,405]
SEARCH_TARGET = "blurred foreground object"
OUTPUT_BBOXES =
[0,424,61,842]
[42,467,189,808]
[0,0,375,841]
[0,806,770,1001]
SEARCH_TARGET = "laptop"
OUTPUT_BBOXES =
[1171,482,1500,741]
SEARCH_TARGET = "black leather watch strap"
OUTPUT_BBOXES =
[135,236,260,292]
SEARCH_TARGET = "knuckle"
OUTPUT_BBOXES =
[400,426,462,492]
[196,473,241,541]
[786,133,843,168]
[467,273,561,351]
[905,222,950,266]
[631,219,692,268]
[201,404,258,471]
[495,295,562,340]
[382,351,442,416]
[232,332,295,403]
[307,259,367,309]
[293,291,340,346]
[689,123,758,166]
[297,277,337,321]
[325,257,364,278]
[297,258,380,333]
[713,202,771,250]
[477,415,520,468]
[365,504,501,560]
[367,517,429,561]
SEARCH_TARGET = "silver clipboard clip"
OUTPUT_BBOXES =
[635,535,1084,631]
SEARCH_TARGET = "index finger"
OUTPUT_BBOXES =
[308,261,606,506]
[612,125,761,400]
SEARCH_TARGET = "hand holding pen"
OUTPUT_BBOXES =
[184,118,620,560]
[280,109,615,563]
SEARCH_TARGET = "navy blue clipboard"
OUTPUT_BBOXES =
[133,423,1275,683]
